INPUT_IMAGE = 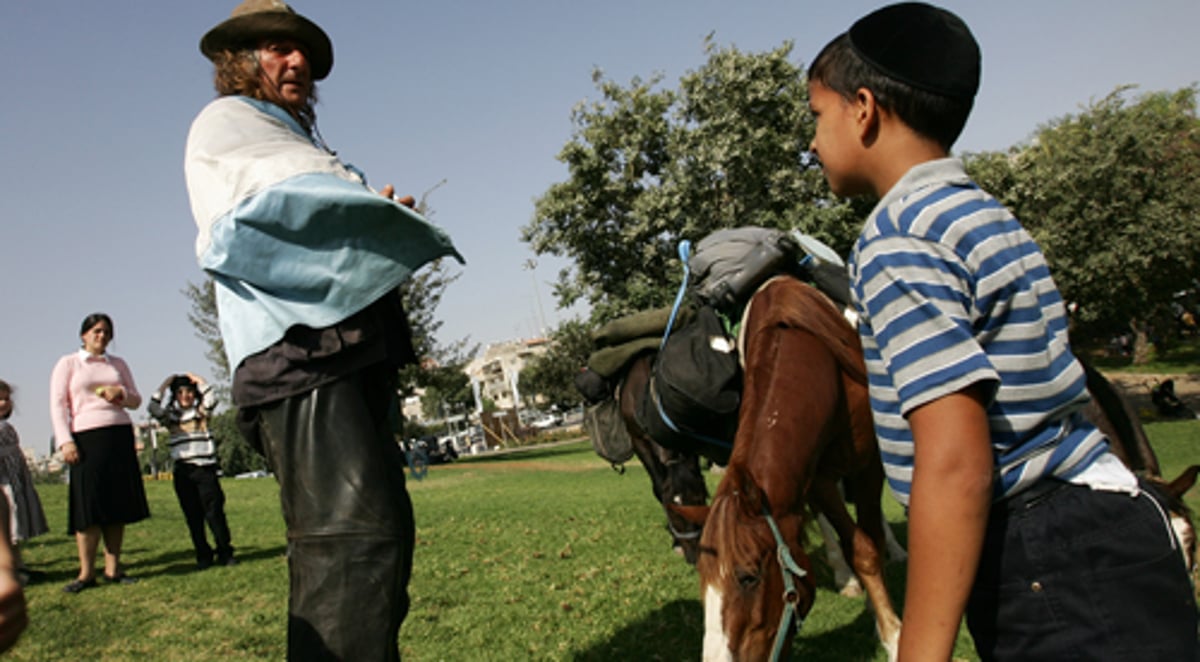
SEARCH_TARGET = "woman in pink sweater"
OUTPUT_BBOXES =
[49,313,150,594]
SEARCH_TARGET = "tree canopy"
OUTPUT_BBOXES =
[966,86,1200,345]
[517,319,593,411]
[528,39,1198,363]
[523,40,867,323]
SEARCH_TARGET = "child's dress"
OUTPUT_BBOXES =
[0,421,49,542]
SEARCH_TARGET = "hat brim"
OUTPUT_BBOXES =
[200,12,332,80]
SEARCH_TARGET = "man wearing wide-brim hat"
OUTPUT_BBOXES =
[184,2,464,659]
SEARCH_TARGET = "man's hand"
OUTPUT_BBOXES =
[379,184,415,209]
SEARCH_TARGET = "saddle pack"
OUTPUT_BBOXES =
[580,226,853,466]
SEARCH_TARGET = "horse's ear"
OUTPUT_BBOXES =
[726,464,768,516]
[669,503,710,526]
[1168,465,1200,499]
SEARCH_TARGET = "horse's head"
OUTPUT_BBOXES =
[678,465,815,662]
[660,450,709,563]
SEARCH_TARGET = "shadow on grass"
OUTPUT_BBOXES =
[123,543,287,579]
[569,595,892,661]
[572,599,703,661]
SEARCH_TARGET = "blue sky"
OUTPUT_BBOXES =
[2,1,1198,456]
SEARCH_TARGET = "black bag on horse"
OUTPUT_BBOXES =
[583,397,635,467]
[635,305,739,464]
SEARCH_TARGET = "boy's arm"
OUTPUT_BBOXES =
[899,384,994,662]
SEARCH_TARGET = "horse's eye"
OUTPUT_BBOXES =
[735,568,760,589]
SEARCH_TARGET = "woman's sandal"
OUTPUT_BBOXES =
[62,577,97,594]
[103,572,138,585]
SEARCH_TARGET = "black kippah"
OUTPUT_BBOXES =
[848,2,980,101]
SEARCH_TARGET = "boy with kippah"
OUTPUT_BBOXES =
[807,3,1198,660]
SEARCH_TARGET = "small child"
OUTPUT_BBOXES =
[0,380,49,585]
[148,373,236,569]
[807,3,1198,660]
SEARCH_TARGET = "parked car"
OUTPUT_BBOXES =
[530,413,563,430]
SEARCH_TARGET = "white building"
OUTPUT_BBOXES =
[464,337,550,412]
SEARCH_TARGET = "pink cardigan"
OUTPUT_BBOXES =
[49,350,142,446]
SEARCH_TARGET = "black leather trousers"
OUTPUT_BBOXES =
[254,364,414,661]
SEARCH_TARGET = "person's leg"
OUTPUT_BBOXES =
[174,464,214,567]
[73,527,100,581]
[100,524,128,580]
[192,465,234,564]
[256,364,413,662]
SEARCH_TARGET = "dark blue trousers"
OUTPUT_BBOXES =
[967,478,1199,661]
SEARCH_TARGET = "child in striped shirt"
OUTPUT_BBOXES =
[148,373,235,569]
[807,3,1197,660]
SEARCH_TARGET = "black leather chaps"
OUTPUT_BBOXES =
[254,363,414,661]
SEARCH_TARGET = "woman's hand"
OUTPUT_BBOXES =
[60,441,81,465]
[95,385,125,405]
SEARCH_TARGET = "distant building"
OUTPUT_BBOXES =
[465,337,550,411]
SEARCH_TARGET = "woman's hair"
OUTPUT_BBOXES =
[808,33,973,151]
[0,379,11,420]
[211,47,318,133]
[79,312,114,339]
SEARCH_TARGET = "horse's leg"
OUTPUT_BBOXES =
[817,512,863,597]
[810,476,901,661]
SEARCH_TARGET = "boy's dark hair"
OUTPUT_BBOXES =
[809,3,979,151]
[170,374,197,395]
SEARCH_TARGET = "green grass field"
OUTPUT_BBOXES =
[8,421,1199,661]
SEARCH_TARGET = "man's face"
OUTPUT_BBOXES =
[256,38,312,110]
[807,80,868,197]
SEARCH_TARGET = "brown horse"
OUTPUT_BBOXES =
[1081,361,1200,573]
[676,276,901,661]
[615,351,710,564]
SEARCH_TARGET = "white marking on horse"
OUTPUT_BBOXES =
[703,583,734,662]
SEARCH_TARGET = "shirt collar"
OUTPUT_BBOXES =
[77,349,109,363]
[873,157,971,214]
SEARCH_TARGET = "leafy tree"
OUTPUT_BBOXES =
[417,362,474,423]
[517,319,593,411]
[184,279,230,392]
[209,408,268,476]
[524,40,864,323]
[966,86,1200,358]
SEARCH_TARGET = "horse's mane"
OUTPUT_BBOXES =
[707,466,809,567]
[742,277,867,385]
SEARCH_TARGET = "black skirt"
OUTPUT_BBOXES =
[66,424,150,534]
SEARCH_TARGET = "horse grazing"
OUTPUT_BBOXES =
[676,277,901,661]
[612,352,711,563]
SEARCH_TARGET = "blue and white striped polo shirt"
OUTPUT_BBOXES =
[850,158,1111,506]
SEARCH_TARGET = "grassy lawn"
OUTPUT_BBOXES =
[8,423,1199,661]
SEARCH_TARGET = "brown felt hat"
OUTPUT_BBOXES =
[848,2,979,101]
[200,0,333,80]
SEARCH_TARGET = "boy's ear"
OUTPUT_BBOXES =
[852,86,881,144]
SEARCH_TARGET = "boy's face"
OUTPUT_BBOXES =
[176,387,197,408]
[808,81,869,197]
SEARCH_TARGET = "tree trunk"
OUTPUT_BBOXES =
[1130,319,1152,365]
